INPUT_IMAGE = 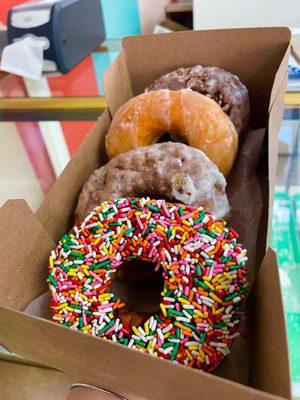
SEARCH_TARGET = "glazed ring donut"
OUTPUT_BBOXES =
[75,142,230,222]
[105,89,238,177]
[48,197,248,372]
[145,65,250,135]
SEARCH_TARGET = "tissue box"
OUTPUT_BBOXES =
[0,28,292,400]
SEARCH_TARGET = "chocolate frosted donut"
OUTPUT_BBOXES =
[146,65,250,134]
[75,142,229,221]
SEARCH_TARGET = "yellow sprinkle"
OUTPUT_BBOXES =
[54,303,67,310]
[209,292,222,304]
[189,345,198,351]
[146,212,151,219]
[178,297,190,305]
[165,331,171,338]
[160,303,167,317]
[194,310,205,318]
[82,325,91,331]
[204,281,215,291]
[180,233,187,243]
[80,293,88,301]
[216,284,228,290]
[212,305,216,315]
[53,314,63,320]
[144,322,149,336]
[156,225,165,233]
[83,270,90,277]
[102,246,108,254]
[185,349,193,361]
[215,307,225,315]
[108,313,114,319]
[70,234,75,238]
[198,348,205,359]
[147,340,153,351]
[49,256,54,269]
[65,306,75,313]
[203,276,211,282]
[67,271,77,277]
[182,220,191,226]
[212,274,221,283]
[132,326,139,336]
[224,272,232,280]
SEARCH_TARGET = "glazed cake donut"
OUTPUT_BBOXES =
[75,142,230,221]
[48,197,248,372]
[145,65,250,134]
[105,89,238,177]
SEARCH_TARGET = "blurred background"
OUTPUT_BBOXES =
[0,0,300,397]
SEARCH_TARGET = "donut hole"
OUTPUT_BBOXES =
[112,259,164,326]
[157,132,187,144]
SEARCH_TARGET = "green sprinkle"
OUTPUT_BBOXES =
[194,211,205,224]
[147,205,160,213]
[135,340,146,348]
[48,275,58,287]
[162,342,174,349]
[131,198,139,204]
[69,304,81,310]
[168,309,184,317]
[71,251,85,259]
[225,292,238,301]
[200,332,207,344]
[170,343,179,361]
[196,264,202,276]
[125,227,135,235]
[178,206,184,216]
[229,265,242,271]
[98,319,115,334]
[194,278,207,290]
[93,260,111,269]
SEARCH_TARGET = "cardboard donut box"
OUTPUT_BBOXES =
[0,28,293,399]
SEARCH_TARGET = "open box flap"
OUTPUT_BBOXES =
[0,352,73,400]
[248,248,291,399]
[103,51,133,118]
[0,247,289,400]
[36,109,111,243]
[0,308,287,400]
[0,199,55,311]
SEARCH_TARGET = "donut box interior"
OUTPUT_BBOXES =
[0,352,74,400]
[0,28,292,400]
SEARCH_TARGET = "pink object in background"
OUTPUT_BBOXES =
[137,0,170,34]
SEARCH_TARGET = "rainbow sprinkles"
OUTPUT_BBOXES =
[48,197,248,372]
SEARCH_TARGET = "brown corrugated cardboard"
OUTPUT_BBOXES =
[0,28,292,399]
[0,353,73,400]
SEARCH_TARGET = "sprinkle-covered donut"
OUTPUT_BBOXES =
[48,198,248,372]
[146,65,250,135]
[75,142,230,222]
